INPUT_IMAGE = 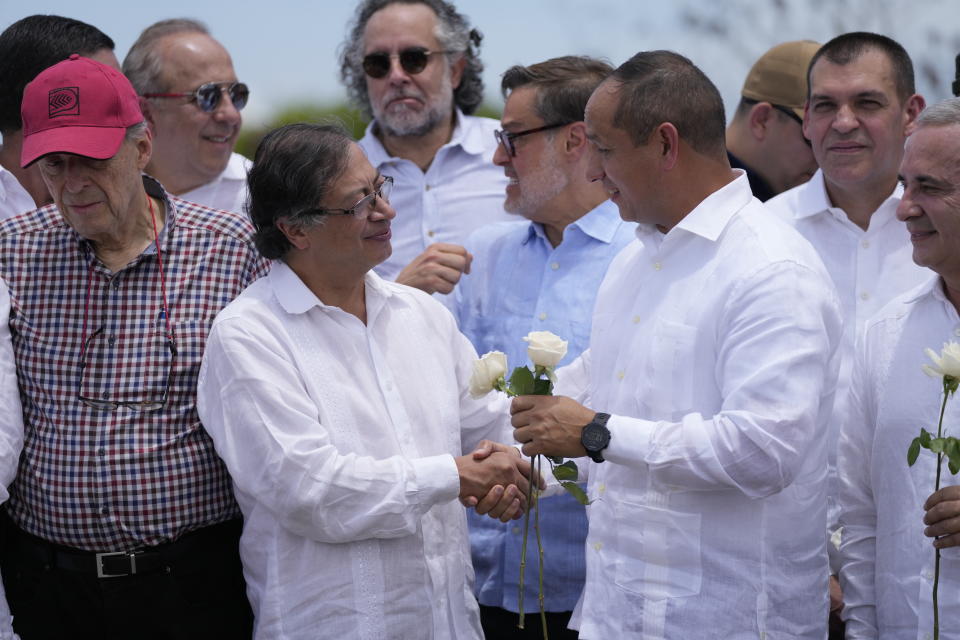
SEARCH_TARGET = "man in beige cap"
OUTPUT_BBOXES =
[725,40,820,200]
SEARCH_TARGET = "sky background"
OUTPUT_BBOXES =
[5,0,960,131]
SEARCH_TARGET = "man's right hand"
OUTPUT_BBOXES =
[395,243,472,294]
[455,450,531,517]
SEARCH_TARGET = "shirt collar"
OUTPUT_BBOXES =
[670,169,753,242]
[270,261,394,316]
[361,108,482,166]
[903,271,948,305]
[220,152,249,181]
[790,169,903,221]
[521,199,624,247]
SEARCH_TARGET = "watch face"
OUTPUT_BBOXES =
[583,423,609,450]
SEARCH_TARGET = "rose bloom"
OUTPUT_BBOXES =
[523,331,568,368]
[469,351,508,398]
[923,341,960,380]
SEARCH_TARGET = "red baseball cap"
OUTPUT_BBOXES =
[20,53,144,167]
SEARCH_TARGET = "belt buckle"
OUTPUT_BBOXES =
[96,551,137,578]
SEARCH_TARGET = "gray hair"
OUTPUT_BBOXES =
[338,0,484,120]
[125,121,150,142]
[915,98,960,129]
[123,18,210,94]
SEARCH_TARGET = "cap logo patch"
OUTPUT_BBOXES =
[48,87,79,118]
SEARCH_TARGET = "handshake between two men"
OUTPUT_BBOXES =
[455,440,544,522]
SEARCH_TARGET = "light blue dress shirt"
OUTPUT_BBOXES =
[453,199,635,612]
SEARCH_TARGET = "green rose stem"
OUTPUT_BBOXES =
[932,376,951,640]
[535,456,547,639]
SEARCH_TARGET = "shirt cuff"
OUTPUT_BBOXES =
[410,454,461,507]
[602,414,656,467]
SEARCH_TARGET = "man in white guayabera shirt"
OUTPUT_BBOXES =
[838,97,960,639]
[339,0,513,296]
[510,50,843,639]
[764,34,929,625]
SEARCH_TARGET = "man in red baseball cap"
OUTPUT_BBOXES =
[0,54,268,639]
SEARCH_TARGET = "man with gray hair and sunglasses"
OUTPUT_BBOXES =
[124,19,250,214]
[339,0,512,296]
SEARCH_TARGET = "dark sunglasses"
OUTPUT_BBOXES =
[143,81,250,113]
[362,48,452,79]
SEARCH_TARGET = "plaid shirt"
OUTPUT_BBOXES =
[0,176,269,551]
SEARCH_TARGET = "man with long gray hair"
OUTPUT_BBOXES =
[339,0,512,296]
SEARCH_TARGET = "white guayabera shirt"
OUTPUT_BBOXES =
[197,263,511,640]
[839,274,960,640]
[766,171,929,546]
[558,173,843,639]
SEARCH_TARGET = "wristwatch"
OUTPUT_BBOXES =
[580,412,611,463]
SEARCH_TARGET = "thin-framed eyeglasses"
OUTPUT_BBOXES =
[362,48,453,78]
[494,123,569,157]
[76,194,177,412]
[297,175,394,221]
[142,81,250,113]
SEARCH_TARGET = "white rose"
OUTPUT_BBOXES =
[923,341,960,379]
[469,351,508,398]
[523,331,568,368]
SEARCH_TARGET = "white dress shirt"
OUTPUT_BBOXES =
[838,274,960,639]
[564,173,843,639]
[0,278,25,639]
[766,171,929,546]
[358,110,513,281]
[179,152,250,214]
[197,262,513,640]
[0,165,34,221]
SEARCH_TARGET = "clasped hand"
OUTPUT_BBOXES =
[455,441,543,522]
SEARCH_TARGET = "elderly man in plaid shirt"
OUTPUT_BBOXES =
[0,54,267,639]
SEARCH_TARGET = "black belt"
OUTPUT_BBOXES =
[5,516,242,579]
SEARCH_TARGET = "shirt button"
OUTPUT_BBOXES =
[924,570,935,580]
[653,262,662,271]
[593,542,602,551]
[861,240,870,249]
[97,447,105,456]
[100,506,108,515]
[101,392,110,400]
[860,291,870,301]
[538,312,547,321]
[512,526,521,535]
[550,262,560,270]
[632,315,641,324]
[616,371,625,380]
[107,335,116,346]
[598,483,606,494]
[427,230,435,238]
[112,280,120,290]
[425,184,432,191]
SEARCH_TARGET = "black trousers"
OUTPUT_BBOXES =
[479,604,579,640]
[1,514,253,640]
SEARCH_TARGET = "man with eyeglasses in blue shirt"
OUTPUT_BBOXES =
[124,19,251,215]
[454,55,636,640]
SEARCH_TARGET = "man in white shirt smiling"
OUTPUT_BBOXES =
[339,0,513,295]
[124,19,250,214]
[838,97,960,639]
[764,33,930,626]
[510,50,843,638]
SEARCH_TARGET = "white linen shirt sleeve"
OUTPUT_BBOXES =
[0,278,24,640]
[197,317,461,545]
[603,261,841,498]
[837,334,880,638]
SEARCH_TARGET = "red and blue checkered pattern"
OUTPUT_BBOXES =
[0,177,269,551]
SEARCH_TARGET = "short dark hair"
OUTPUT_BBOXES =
[501,56,613,125]
[247,123,353,260]
[608,50,726,158]
[339,0,484,120]
[807,32,915,102]
[0,15,114,134]
[123,18,210,95]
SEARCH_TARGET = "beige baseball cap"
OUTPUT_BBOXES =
[741,40,821,119]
